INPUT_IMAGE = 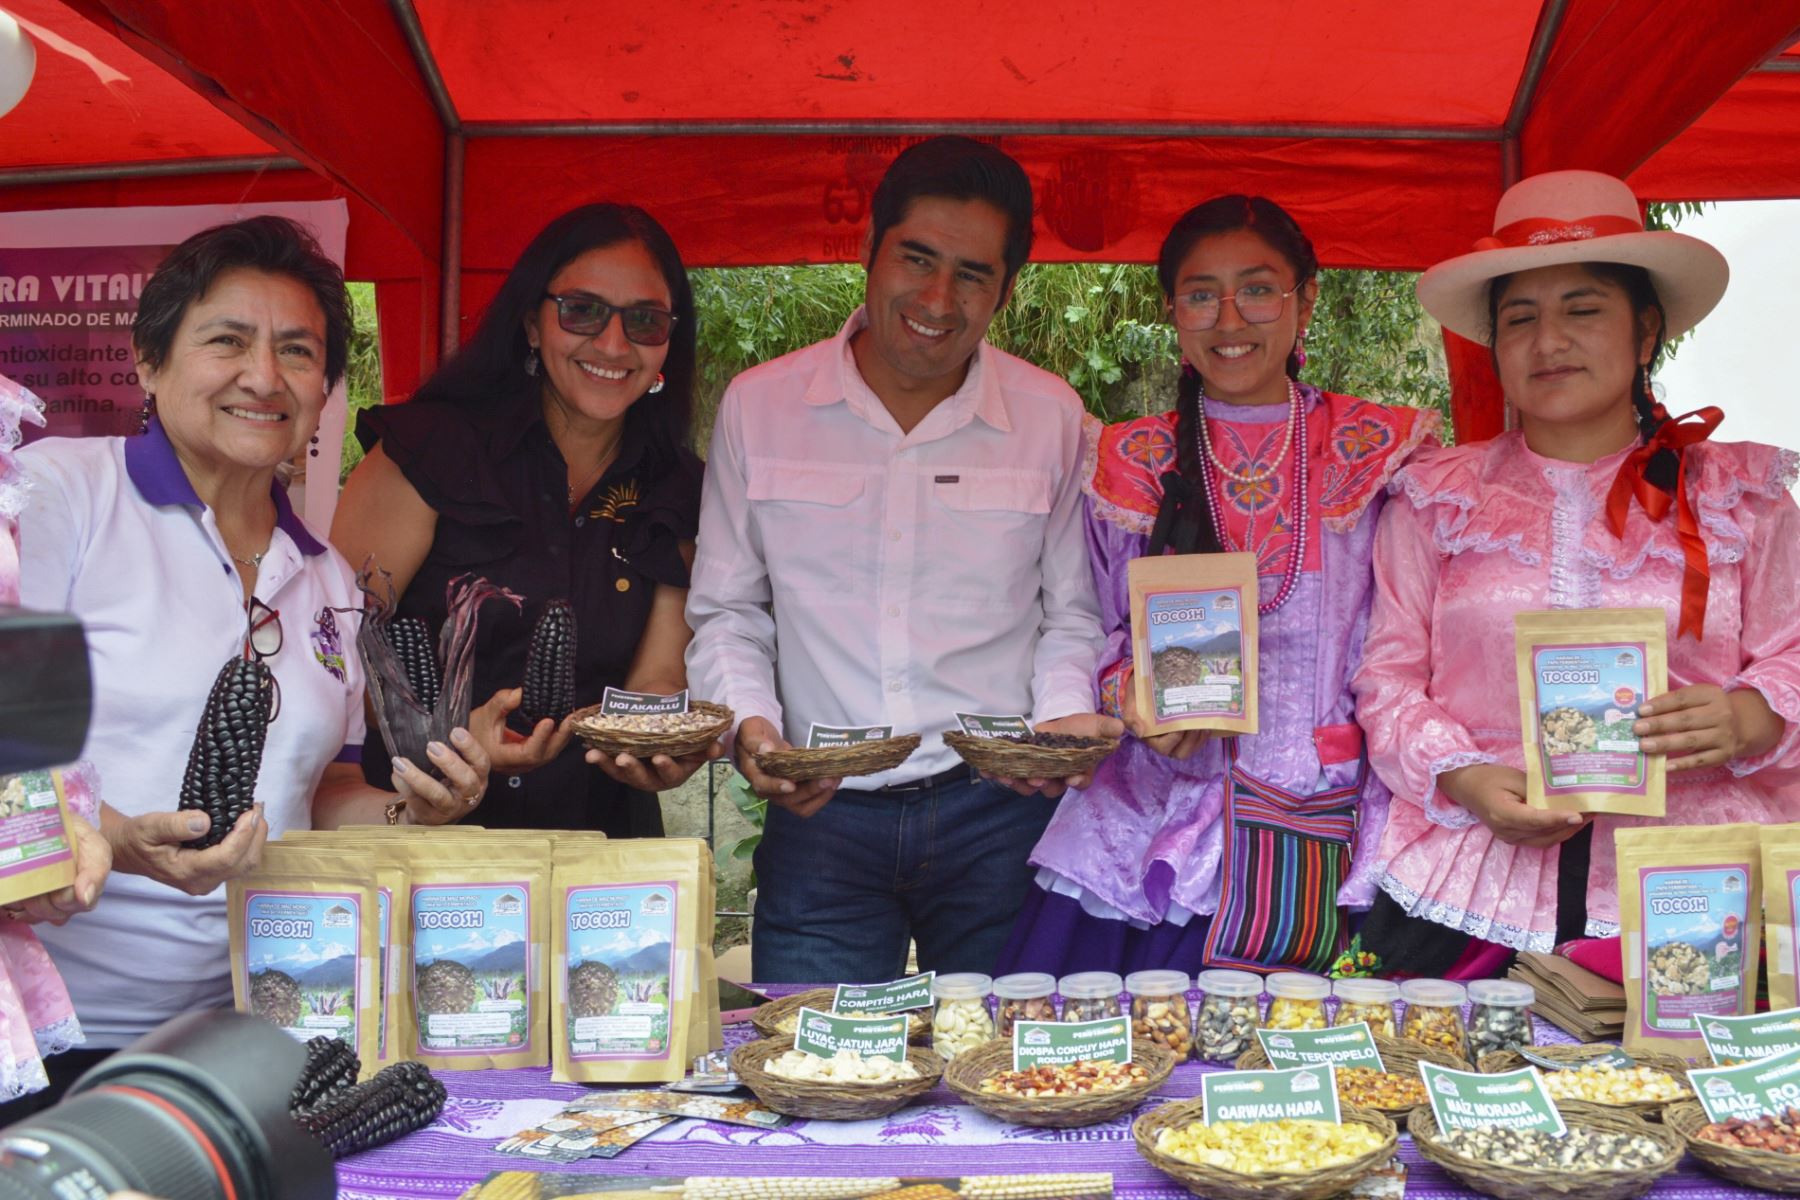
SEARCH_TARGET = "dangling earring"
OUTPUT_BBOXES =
[524,345,540,377]
[1293,327,1309,370]
[647,372,665,395]
[138,393,156,434]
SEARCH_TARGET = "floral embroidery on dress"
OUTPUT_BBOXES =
[1318,399,1438,529]
[311,607,347,683]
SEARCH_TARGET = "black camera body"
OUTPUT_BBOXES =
[0,1011,334,1200]
[0,604,90,777]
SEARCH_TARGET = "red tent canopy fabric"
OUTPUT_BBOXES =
[5,1,1800,423]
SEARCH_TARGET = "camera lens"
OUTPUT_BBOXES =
[0,1011,333,1200]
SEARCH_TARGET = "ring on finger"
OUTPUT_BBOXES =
[2,904,25,920]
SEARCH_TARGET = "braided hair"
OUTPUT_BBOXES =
[1148,196,1319,556]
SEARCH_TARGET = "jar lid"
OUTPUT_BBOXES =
[1332,978,1401,1004]
[1197,968,1264,998]
[1058,971,1124,1000]
[1467,979,1535,1007]
[993,972,1057,999]
[1266,972,1331,1001]
[932,972,993,1000]
[1399,978,1468,1007]
[1125,969,1190,996]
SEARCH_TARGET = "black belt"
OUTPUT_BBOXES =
[842,763,978,794]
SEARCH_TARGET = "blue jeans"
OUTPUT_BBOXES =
[751,775,1054,983]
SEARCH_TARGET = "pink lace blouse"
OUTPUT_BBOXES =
[1355,432,1800,952]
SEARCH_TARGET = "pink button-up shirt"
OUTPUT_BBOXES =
[685,309,1103,784]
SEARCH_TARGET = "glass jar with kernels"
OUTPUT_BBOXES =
[993,972,1058,1037]
[930,972,994,1060]
[1467,979,1535,1059]
[1263,972,1330,1030]
[1400,978,1469,1059]
[1057,971,1124,1022]
[1125,969,1192,1058]
[1331,978,1400,1038]
[1195,969,1262,1063]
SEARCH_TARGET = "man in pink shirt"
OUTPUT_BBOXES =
[686,138,1120,982]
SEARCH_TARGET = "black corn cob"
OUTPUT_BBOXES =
[520,599,577,723]
[293,1061,446,1158]
[384,617,440,711]
[289,1036,361,1113]
[178,654,276,849]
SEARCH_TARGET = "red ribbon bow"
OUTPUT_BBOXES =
[1474,213,1645,252]
[1604,405,1724,639]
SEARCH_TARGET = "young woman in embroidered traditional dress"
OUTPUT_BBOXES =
[997,197,1439,976]
[1354,171,1800,979]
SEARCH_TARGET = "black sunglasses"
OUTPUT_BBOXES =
[543,293,678,346]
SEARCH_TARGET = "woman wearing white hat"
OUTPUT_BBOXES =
[1350,170,1800,977]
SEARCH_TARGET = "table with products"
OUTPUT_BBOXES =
[336,984,1773,1200]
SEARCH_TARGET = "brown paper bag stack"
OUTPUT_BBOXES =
[1509,950,1625,1041]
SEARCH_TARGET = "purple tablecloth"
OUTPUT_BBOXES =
[336,986,1768,1200]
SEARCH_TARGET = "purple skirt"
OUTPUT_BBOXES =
[993,883,1214,977]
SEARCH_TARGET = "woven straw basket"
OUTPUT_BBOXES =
[1408,1100,1683,1200]
[941,732,1118,780]
[1666,1100,1800,1194]
[1234,1035,1464,1128]
[754,735,921,781]
[751,988,933,1043]
[1132,1098,1397,1200]
[570,699,733,759]
[1475,1044,1694,1120]
[942,1037,1177,1128]
[729,1035,943,1121]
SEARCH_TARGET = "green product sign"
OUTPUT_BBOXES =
[1201,1065,1343,1124]
[807,723,893,749]
[600,687,689,717]
[1519,1047,1635,1072]
[1419,1062,1566,1136]
[954,713,1032,738]
[1011,1017,1131,1071]
[834,972,935,1015]
[1699,1007,1800,1065]
[1692,1044,1800,1122]
[1255,1022,1385,1071]
[792,1007,908,1060]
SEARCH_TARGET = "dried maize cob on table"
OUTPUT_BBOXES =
[680,1180,902,1200]
[293,1061,446,1158]
[958,1176,1112,1199]
[520,598,577,724]
[289,1035,360,1112]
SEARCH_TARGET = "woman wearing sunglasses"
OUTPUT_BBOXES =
[334,204,711,834]
[7,217,490,1107]
[999,196,1438,976]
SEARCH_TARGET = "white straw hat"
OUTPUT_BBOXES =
[1416,170,1728,345]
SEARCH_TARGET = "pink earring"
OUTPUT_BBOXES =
[1294,328,1309,369]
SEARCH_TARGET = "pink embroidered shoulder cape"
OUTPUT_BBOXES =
[1028,388,1437,924]
[1356,431,1800,951]
[0,374,90,1100]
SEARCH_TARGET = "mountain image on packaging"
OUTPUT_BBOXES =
[600,941,671,974]
[455,942,528,974]
[294,956,356,989]
[1166,630,1241,656]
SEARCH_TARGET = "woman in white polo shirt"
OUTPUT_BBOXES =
[11,217,490,1104]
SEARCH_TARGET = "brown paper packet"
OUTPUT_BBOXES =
[1128,552,1259,735]
[551,839,701,1083]
[1617,822,1761,1056]
[695,837,723,1053]
[0,768,79,907]
[227,844,381,1074]
[1514,608,1667,815]
[1763,825,1800,1013]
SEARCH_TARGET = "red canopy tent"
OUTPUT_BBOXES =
[5,0,1800,439]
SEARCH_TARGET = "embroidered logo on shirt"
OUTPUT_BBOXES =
[312,607,347,683]
[590,479,641,522]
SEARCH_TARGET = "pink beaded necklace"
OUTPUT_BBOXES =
[1194,381,1309,615]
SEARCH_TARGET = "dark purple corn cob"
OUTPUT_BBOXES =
[293,1061,445,1158]
[178,654,276,848]
[520,599,577,723]
[289,1035,361,1112]
[384,616,440,711]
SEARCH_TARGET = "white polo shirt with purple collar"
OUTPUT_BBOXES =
[17,418,366,1047]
